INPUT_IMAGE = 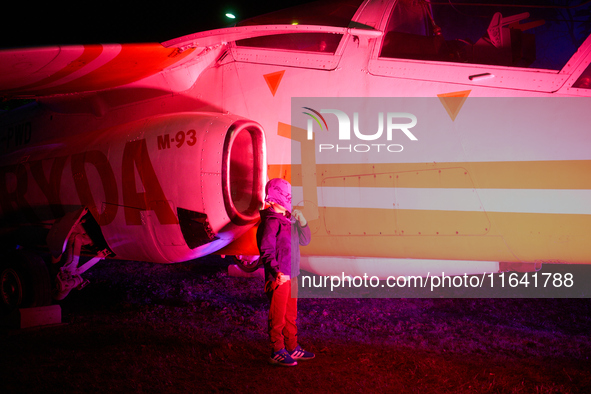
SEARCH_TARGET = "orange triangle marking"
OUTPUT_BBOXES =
[437,90,471,121]
[264,70,285,97]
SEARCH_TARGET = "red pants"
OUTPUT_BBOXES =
[265,278,298,353]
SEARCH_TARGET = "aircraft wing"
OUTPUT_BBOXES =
[0,44,199,98]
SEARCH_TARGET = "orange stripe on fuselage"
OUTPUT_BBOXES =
[58,44,193,92]
[30,44,195,96]
[272,160,591,190]
[266,160,591,263]
[15,45,104,92]
[302,208,591,263]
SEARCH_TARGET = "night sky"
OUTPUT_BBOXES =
[1,0,311,48]
[3,0,590,52]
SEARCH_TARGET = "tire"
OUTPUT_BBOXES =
[0,249,52,313]
[233,255,262,273]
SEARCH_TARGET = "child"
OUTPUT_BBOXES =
[256,178,314,366]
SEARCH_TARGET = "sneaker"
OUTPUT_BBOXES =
[269,348,298,367]
[288,345,315,360]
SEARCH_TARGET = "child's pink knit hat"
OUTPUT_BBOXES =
[264,178,292,211]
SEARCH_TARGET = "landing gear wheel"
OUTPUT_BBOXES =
[1,250,52,313]
[233,255,262,273]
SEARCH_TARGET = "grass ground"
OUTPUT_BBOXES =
[1,256,590,393]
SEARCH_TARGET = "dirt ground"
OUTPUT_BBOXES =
[1,256,590,393]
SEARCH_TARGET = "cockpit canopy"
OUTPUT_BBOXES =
[235,0,591,71]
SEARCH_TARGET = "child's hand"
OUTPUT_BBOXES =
[276,272,288,285]
[292,209,307,227]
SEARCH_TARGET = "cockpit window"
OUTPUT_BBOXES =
[385,0,430,36]
[235,0,364,53]
[237,33,342,53]
[379,0,591,70]
[380,0,447,61]
[573,63,591,89]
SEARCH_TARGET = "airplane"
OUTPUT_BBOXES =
[2,0,591,309]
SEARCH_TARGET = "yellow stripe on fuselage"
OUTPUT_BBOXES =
[268,160,591,264]
[272,160,591,190]
[302,208,591,264]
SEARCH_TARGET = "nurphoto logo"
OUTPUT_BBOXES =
[302,107,418,153]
